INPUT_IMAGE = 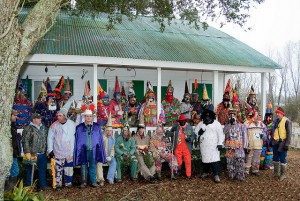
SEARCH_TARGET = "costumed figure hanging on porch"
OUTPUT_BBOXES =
[109,76,124,128]
[97,80,111,127]
[199,84,214,114]
[125,82,140,127]
[246,85,261,120]
[216,79,231,125]
[191,79,201,126]
[244,108,267,176]
[195,110,224,183]
[180,81,193,121]
[139,81,165,127]
[13,77,33,129]
[162,80,181,126]
[76,80,96,125]
[54,76,64,104]
[41,78,60,128]
[223,107,248,181]
[260,99,274,170]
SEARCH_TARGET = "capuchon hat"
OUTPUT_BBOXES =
[223,79,231,101]
[106,112,113,131]
[64,77,72,95]
[59,96,74,117]
[54,76,65,93]
[202,84,210,101]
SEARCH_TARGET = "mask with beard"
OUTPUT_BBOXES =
[183,94,191,103]
[223,100,230,108]
[102,97,110,106]
[129,97,137,106]
[265,115,273,125]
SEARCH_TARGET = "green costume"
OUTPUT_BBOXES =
[115,135,138,180]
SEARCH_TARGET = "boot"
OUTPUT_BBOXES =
[171,173,177,180]
[214,175,220,183]
[4,177,18,192]
[279,163,287,181]
[176,166,182,176]
[273,162,280,178]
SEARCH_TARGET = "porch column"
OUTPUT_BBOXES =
[93,64,98,107]
[157,68,162,121]
[261,72,267,118]
[213,71,219,108]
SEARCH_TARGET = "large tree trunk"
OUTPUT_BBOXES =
[0,0,63,199]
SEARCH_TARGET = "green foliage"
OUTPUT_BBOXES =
[22,0,265,32]
[4,180,44,201]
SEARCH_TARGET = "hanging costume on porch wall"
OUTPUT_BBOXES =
[97,80,111,127]
[223,107,248,181]
[76,80,96,125]
[191,79,201,126]
[162,80,181,126]
[13,77,33,129]
[260,99,273,170]
[216,79,231,125]
[139,81,165,127]
[125,82,140,127]
[180,81,192,120]
[109,76,124,128]
[199,84,214,115]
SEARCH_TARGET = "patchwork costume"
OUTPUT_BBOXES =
[97,81,111,127]
[125,82,140,127]
[180,81,192,120]
[109,76,124,128]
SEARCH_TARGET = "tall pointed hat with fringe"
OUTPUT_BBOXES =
[223,79,231,101]
[54,76,65,93]
[202,84,210,100]
[106,112,113,131]
[64,77,72,95]
[114,76,120,93]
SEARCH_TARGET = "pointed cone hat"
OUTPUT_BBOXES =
[249,85,255,95]
[128,82,135,98]
[40,81,47,94]
[223,79,231,101]
[59,96,74,117]
[54,76,65,93]
[64,77,72,94]
[266,99,273,114]
[114,76,120,93]
[166,80,174,93]
[184,81,190,94]
[84,80,91,97]
[202,84,209,100]
[121,85,126,97]
[106,112,113,131]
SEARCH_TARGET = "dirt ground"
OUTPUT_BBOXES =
[43,149,300,201]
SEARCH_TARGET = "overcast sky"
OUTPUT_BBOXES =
[211,0,300,57]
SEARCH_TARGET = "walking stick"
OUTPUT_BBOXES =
[31,163,35,186]
[51,158,56,189]
[171,131,176,180]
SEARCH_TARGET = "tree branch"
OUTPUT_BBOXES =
[0,0,20,39]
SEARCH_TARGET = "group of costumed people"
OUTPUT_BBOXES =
[5,76,291,191]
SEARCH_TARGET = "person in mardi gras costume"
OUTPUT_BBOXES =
[139,81,165,127]
[216,79,231,125]
[97,80,111,127]
[13,77,32,129]
[231,86,247,124]
[162,80,181,126]
[223,107,248,181]
[54,76,64,105]
[44,79,60,128]
[109,76,124,128]
[246,85,261,120]
[150,125,178,180]
[260,100,274,170]
[166,114,195,178]
[180,81,193,120]
[191,79,201,126]
[125,82,140,127]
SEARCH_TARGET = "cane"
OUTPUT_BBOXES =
[51,158,56,189]
[31,163,35,186]
[171,131,176,180]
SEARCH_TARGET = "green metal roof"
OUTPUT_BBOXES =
[20,10,280,68]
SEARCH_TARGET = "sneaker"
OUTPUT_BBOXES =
[130,177,137,182]
[171,174,177,180]
[108,180,114,184]
[79,183,87,189]
[214,175,220,183]
[201,173,209,179]
[91,183,99,188]
[99,180,104,187]
[116,179,122,183]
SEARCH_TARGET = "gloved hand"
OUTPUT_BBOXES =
[106,156,112,162]
[217,145,223,151]
[24,153,31,161]
[48,151,55,159]
[198,128,205,136]
[185,136,191,142]
[283,145,289,151]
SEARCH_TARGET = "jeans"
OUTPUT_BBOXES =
[25,153,48,188]
[107,157,117,181]
[10,158,20,177]
[81,150,96,184]
[273,144,287,163]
